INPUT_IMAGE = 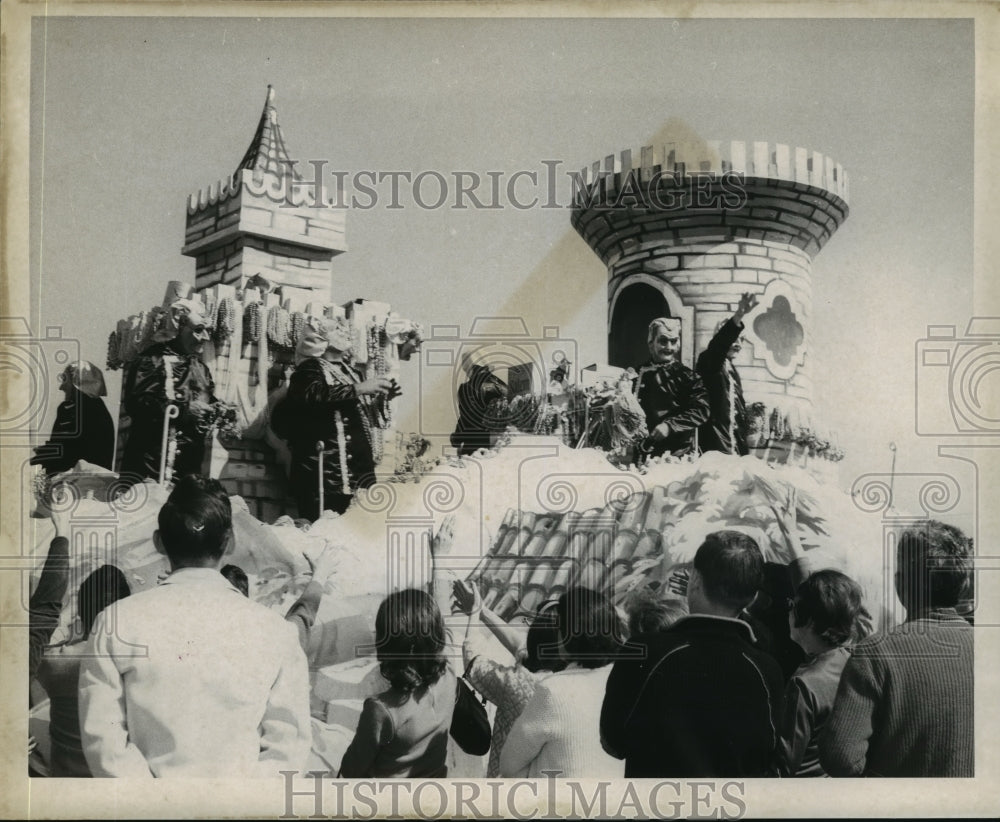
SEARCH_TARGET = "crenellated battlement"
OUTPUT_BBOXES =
[574,140,848,205]
[187,172,240,214]
[186,167,332,215]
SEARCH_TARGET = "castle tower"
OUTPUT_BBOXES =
[571,141,848,438]
[181,86,346,301]
[108,88,420,521]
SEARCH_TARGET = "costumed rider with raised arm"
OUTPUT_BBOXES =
[282,315,399,520]
[696,292,759,456]
[120,300,217,486]
[635,317,710,459]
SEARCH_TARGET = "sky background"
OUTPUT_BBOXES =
[28,15,977,527]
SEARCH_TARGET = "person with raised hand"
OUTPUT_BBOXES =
[696,291,758,456]
[452,578,565,777]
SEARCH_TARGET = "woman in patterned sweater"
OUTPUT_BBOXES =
[452,580,565,777]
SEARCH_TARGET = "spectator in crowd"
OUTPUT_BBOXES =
[279,316,397,520]
[452,579,566,778]
[120,301,216,485]
[79,475,311,777]
[501,587,626,778]
[31,362,115,476]
[220,563,250,597]
[36,565,131,777]
[696,292,758,456]
[221,543,339,653]
[623,586,688,637]
[820,520,974,777]
[339,589,456,778]
[634,317,710,458]
[776,570,870,777]
[601,530,784,777]
[29,503,73,685]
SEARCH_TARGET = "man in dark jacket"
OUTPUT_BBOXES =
[635,317,710,458]
[696,292,758,456]
[601,530,784,777]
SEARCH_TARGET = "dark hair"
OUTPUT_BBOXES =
[157,475,233,564]
[78,565,130,638]
[221,563,250,597]
[625,588,688,636]
[792,569,870,646]
[524,602,567,674]
[896,520,973,610]
[375,589,448,694]
[555,586,624,668]
[693,530,764,611]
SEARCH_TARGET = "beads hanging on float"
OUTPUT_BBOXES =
[242,301,263,344]
[215,297,236,341]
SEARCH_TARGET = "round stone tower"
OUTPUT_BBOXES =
[571,140,848,459]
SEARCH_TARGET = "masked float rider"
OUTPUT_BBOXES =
[635,317,710,458]
[120,301,216,485]
[284,316,398,520]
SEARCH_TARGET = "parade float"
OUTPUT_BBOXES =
[30,89,896,777]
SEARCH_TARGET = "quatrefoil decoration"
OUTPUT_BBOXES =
[753,296,804,368]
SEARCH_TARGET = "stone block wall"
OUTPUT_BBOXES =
[211,439,294,522]
[607,238,815,411]
[183,169,346,294]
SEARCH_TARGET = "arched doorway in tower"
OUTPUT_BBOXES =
[609,282,671,369]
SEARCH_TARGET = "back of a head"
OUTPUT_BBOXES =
[792,569,870,646]
[524,603,567,674]
[220,563,250,597]
[555,586,624,668]
[157,475,233,566]
[625,587,688,636]
[375,588,448,694]
[693,531,764,612]
[896,520,973,611]
[79,565,131,638]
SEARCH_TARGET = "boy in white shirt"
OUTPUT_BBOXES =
[79,475,311,777]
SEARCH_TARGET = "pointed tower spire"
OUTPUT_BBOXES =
[235,85,299,180]
[183,85,345,295]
